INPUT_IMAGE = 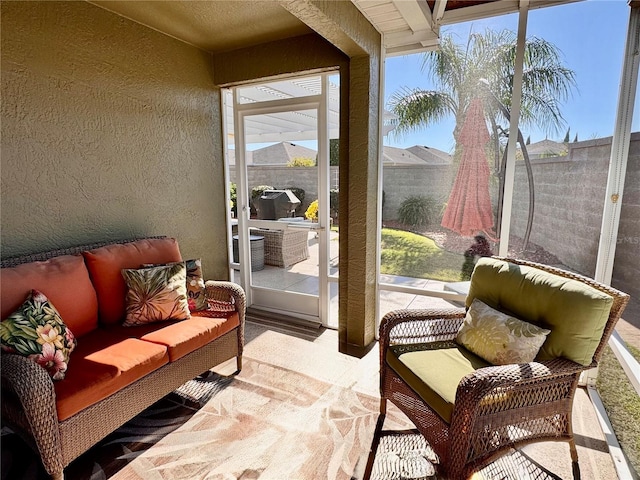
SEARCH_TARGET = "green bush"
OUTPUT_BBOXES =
[330,138,340,166]
[398,195,439,229]
[229,182,237,216]
[329,189,339,220]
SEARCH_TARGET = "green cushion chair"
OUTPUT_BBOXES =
[379,257,629,479]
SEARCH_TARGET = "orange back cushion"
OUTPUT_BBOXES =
[82,238,182,325]
[1,255,99,338]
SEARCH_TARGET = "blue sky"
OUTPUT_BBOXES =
[384,0,635,153]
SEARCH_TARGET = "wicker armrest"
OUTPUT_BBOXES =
[379,308,466,349]
[204,281,246,314]
[452,357,584,429]
[1,354,64,474]
[460,358,585,392]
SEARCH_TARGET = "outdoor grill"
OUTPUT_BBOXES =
[255,190,300,220]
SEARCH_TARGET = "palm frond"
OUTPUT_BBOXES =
[388,88,454,137]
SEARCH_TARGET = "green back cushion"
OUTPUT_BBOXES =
[467,258,613,366]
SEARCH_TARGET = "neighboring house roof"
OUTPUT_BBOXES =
[252,142,317,165]
[226,149,252,166]
[383,146,427,165]
[383,145,452,165]
[227,142,316,165]
[229,143,452,166]
[406,145,452,164]
[525,139,568,158]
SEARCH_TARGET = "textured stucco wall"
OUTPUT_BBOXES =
[1,2,229,278]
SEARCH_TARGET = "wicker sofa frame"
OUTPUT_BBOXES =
[1,237,246,480]
[379,257,629,479]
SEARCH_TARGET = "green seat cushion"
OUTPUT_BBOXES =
[386,343,490,423]
[467,258,614,366]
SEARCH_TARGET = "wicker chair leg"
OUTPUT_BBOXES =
[379,397,387,416]
[569,440,581,480]
[51,471,64,480]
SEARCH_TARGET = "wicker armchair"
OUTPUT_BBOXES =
[379,257,629,479]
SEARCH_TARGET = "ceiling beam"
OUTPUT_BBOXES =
[385,28,438,47]
[279,0,379,57]
[432,0,447,26]
[391,0,433,32]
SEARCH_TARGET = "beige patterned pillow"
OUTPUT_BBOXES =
[121,263,190,326]
[142,259,206,312]
[456,298,551,365]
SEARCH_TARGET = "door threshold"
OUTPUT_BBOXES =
[246,307,322,335]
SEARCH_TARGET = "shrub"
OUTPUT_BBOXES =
[330,138,339,166]
[287,157,315,167]
[251,185,274,203]
[229,182,237,216]
[329,189,339,220]
[398,195,439,229]
[305,199,318,221]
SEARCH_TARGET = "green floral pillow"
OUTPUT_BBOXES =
[121,263,190,326]
[456,298,551,365]
[0,289,77,380]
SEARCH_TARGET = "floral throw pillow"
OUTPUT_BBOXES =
[456,298,551,365]
[142,259,206,312]
[0,289,77,380]
[121,263,190,326]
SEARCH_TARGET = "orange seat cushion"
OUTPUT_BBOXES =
[82,238,182,325]
[0,255,98,338]
[54,328,169,421]
[141,312,239,361]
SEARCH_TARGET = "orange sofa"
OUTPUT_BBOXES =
[0,237,245,480]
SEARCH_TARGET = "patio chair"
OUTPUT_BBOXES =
[379,256,629,479]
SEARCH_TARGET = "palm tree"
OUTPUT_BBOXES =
[389,29,576,247]
[390,29,575,143]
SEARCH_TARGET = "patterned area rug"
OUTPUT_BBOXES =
[2,357,408,480]
[1,356,562,480]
